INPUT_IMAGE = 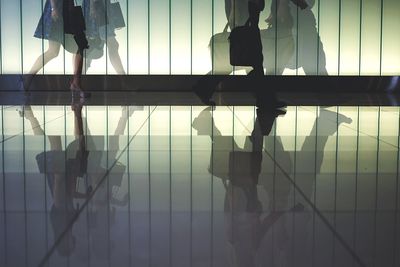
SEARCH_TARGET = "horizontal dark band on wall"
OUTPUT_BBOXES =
[0,75,398,93]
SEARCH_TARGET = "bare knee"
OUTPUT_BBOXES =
[45,46,61,59]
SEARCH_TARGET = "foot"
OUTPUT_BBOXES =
[319,108,353,125]
[248,68,264,77]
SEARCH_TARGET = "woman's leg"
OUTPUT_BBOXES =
[29,41,61,75]
[107,37,126,75]
[24,41,61,89]
[71,49,84,89]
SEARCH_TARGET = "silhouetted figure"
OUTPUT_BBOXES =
[284,0,328,75]
[19,104,137,258]
[291,108,352,265]
[22,0,90,98]
[226,0,265,75]
[18,104,88,256]
[83,0,126,75]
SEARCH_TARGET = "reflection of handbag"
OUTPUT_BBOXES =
[109,1,126,29]
[228,151,262,186]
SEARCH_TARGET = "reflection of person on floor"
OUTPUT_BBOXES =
[23,0,90,97]
[19,104,88,256]
[20,105,136,257]
[82,0,126,75]
[88,106,137,259]
[293,108,352,265]
[192,106,300,266]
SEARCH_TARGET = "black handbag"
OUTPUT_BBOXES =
[66,1,86,34]
[229,19,262,67]
[109,1,126,29]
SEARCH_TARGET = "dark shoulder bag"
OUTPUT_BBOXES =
[229,19,260,67]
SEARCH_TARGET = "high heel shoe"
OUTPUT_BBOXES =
[70,83,91,98]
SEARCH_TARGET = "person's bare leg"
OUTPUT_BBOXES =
[71,50,84,89]
[107,37,126,75]
[24,41,61,89]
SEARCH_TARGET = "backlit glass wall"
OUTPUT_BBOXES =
[0,0,400,75]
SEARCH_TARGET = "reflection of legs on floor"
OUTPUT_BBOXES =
[20,105,62,151]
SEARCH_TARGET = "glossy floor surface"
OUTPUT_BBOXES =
[1,102,400,267]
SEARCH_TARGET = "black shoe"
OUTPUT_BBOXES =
[248,68,264,77]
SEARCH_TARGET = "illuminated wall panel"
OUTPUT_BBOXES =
[192,0,212,74]
[150,0,170,74]
[0,0,399,75]
[129,0,149,74]
[381,0,400,75]
[0,0,22,73]
[360,0,383,75]
[319,0,340,75]
[340,0,361,75]
[171,0,191,74]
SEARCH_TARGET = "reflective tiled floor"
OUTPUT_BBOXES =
[1,104,399,267]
